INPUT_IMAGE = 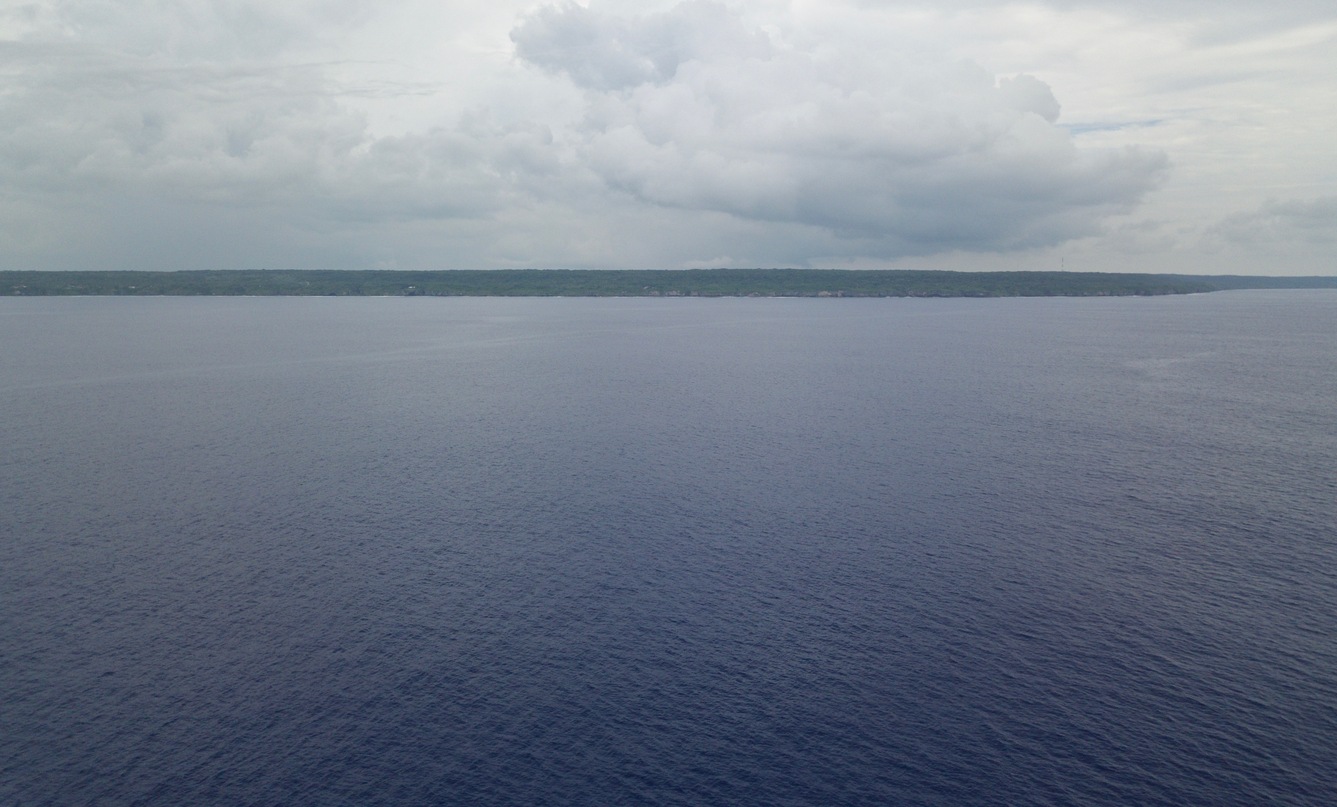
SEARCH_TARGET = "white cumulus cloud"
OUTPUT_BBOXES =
[513,1,1166,257]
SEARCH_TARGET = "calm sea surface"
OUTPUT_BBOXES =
[3,292,1335,806]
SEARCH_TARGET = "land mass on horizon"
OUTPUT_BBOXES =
[3,269,1335,298]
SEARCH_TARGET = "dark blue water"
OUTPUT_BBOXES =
[3,293,1335,806]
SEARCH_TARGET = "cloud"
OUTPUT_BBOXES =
[514,1,1166,258]
[511,0,772,91]
[1208,197,1337,249]
[16,0,1329,273]
[6,0,370,60]
[997,74,1060,123]
[0,47,560,226]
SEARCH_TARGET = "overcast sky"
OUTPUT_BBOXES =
[3,0,1334,274]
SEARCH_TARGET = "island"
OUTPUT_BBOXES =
[2,269,1335,298]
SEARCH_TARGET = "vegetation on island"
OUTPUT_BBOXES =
[2,269,1335,298]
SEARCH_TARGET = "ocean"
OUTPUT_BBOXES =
[3,292,1335,805]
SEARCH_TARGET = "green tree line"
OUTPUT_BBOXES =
[3,269,1335,298]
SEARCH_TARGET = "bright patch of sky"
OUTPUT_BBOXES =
[2,0,1334,274]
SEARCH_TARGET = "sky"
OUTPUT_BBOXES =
[2,0,1334,275]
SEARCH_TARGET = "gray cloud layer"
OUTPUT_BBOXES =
[512,2,1166,256]
[1209,197,1337,250]
[1,0,1331,272]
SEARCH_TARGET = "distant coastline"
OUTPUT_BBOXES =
[3,269,1336,298]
